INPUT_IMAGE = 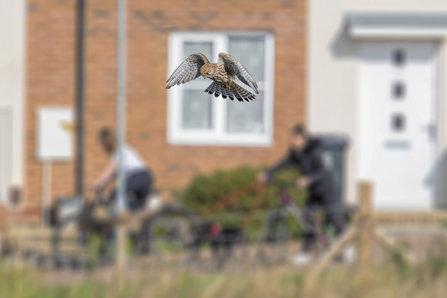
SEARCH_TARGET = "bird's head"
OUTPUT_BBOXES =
[200,64,214,79]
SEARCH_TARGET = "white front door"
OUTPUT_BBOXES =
[359,41,437,210]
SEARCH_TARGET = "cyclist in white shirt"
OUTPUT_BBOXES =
[92,127,153,211]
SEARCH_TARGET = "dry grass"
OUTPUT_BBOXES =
[2,249,447,298]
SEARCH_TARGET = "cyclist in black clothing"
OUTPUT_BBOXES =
[258,124,344,263]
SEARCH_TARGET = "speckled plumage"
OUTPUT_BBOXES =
[166,52,259,102]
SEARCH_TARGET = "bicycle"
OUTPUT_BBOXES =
[51,191,117,269]
[256,181,352,265]
[51,189,198,269]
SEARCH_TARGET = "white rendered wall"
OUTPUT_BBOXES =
[308,0,447,206]
[0,0,26,194]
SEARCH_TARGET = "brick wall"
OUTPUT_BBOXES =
[25,0,76,221]
[24,0,306,220]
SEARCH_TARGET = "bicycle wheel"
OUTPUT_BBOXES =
[138,205,197,266]
[52,212,115,269]
[257,208,290,265]
[210,227,248,271]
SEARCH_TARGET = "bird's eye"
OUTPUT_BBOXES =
[207,71,210,75]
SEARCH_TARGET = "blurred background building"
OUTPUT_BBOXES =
[0,0,306,224]
[2,0,447,225]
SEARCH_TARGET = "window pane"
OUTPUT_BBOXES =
[182,42,213,130]
[226,91,264,133]
[184,42,213,60]
[229,36,265,81]
[182,90,213,129]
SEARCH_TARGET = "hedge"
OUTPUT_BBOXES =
[179,166,308,237]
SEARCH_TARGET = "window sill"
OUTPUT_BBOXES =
[167,133,272,147]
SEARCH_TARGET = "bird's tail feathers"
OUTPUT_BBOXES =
[204,81,256,102]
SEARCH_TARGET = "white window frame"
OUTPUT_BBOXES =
[167,31,275,147]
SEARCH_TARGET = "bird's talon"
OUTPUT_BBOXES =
[225,84,231,90]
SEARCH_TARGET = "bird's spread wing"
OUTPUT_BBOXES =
[218,52,259,94]
[165,53,209,89]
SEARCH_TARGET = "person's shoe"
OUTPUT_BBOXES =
[293,252,310,266]
[343,245,356,263]
[147,196,161,211]
[333,245,356,264]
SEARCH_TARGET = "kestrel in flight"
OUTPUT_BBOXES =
[166,52,259,102]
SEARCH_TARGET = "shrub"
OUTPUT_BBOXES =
[180,165,307,218]
[179,165,308,238]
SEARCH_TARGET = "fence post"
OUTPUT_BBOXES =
[358,181,373,271]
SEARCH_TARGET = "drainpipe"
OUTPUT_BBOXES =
[75,0,86,199]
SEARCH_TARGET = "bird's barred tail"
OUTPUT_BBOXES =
[205,81,256,102]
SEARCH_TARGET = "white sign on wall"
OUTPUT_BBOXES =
[37,107,73,161]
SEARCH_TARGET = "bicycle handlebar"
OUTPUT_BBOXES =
[263,180,356,216]
[262,180,302,191]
